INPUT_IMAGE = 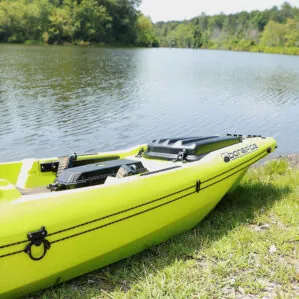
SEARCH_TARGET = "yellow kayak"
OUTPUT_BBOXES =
[0,135,276,298]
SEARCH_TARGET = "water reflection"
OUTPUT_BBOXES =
[0,45,299,162]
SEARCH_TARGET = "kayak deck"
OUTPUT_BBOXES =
[0,135,270,200]
[14,155,181,196]
[0,136,242,198]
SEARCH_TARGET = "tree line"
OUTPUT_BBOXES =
[0,0,157,45]
[0,1,298,55]
[154,2,299,54]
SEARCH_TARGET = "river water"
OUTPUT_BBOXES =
[0,44,298,162]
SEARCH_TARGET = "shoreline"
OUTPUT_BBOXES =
[281,153,299,169]
[255,153,299,169]
[0,42,298,56]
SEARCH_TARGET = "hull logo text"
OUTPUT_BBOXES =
[221,144,258,162]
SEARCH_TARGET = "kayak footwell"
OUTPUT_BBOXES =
[17,186,50,195]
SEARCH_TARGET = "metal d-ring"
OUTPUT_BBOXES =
[24,226,51,261]
[24,239,51,261]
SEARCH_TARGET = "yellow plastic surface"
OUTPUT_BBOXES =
[0,138,276,298]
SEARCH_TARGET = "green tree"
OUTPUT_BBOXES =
[0,0,145,45]
[153,1,299,54]
[193,25,202,48]
[136,15,155,46]
[284,18,299,47]
[73,0,111,42]
[0,1,25,42]
[260,20,287,47]
[0,0,298,53]
[99,0,141,44]
[173,23,194,48]
[49,6,73,43]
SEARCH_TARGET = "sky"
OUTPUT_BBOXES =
[140,0,299,22]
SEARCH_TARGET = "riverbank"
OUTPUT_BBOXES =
[157,43,299,56]
[204,45,299,56]
[2,41,299,57]
[3,41,299,57]
[31,158,299,298]
[284,153,299,169]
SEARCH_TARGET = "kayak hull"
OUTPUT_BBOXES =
[0,136,276,298]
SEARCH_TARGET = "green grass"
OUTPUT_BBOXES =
[31,159,299,299]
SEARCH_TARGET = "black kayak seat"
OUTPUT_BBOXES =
[144,136,241,162]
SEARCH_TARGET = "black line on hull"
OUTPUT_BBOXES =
[51,191,196,245]
[51,152,267,245]
[0,151,268,259]
[0,249,24,259]
[48,150,268,238]
[200,150,266,184]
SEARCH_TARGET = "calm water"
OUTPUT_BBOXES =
[0,44,298,162]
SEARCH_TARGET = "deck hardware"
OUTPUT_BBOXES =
[40,161,59,173]
[174,149,188,162]
[24,226,51,261]
[136,148,144,158]
[223,155,230,163]
[196,180,201,193]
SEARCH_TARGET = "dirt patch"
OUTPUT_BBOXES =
[283,153,299,169]
[258,153,299,169]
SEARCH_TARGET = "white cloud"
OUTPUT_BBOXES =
[140,0,299,22]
